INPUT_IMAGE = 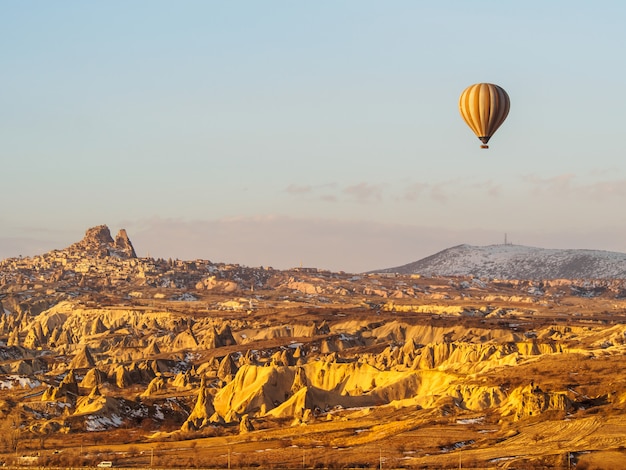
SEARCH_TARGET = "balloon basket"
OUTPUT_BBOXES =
[480,145,489,149]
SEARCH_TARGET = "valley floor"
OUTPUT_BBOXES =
[2,272,626,469]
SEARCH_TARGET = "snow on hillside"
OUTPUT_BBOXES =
[376,244,626,279]
[0,375,41,389]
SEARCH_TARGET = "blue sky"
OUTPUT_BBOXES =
[3,1,626,272]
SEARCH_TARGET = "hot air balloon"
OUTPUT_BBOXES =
[459,83,510,149]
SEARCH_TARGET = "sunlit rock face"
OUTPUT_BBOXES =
[114,229,137,258]
[67,225,136,258]
[181,377,216,432]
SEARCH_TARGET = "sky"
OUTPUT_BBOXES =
[3,1,626,273]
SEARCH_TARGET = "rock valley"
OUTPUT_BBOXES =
[2,225,626,468]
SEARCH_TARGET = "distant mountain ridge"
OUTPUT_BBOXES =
[376,244,626,280]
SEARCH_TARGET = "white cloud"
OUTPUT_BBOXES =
[342,182,384,203]
[521,173,626,201]
[400,182,428,202]
[285,184,313,195]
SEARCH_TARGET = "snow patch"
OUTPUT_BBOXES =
[86,414,123,431]
[382,244,626,280]
[456,417,484,425]
[0,375,41,389]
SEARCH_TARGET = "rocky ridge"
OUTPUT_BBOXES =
[1,226,626,468]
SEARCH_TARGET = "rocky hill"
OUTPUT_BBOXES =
[67,224,137,258]
[2,226,626,468]
[376,243,626,279]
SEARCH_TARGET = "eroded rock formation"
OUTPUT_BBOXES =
[2,224,626,469]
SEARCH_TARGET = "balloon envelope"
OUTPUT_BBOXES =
[459,83,510,148]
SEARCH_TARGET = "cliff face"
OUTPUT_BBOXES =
[67,225,136,258]
[114,229,137,258]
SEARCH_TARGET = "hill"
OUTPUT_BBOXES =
[375,243,626,279]
[3,226,626,468]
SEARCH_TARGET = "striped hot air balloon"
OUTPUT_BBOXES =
[459,83,510,149]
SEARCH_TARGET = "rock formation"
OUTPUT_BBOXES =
[69,344,97,369]
[217,353,239,382]
[142,375,167,397]
[67,225,136,258]
[43,369,80,403]
[114,229,137,258]
[239,414,254,433]
[4,224,626,469]
[80,368,108,388]
[181,377,216,432]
